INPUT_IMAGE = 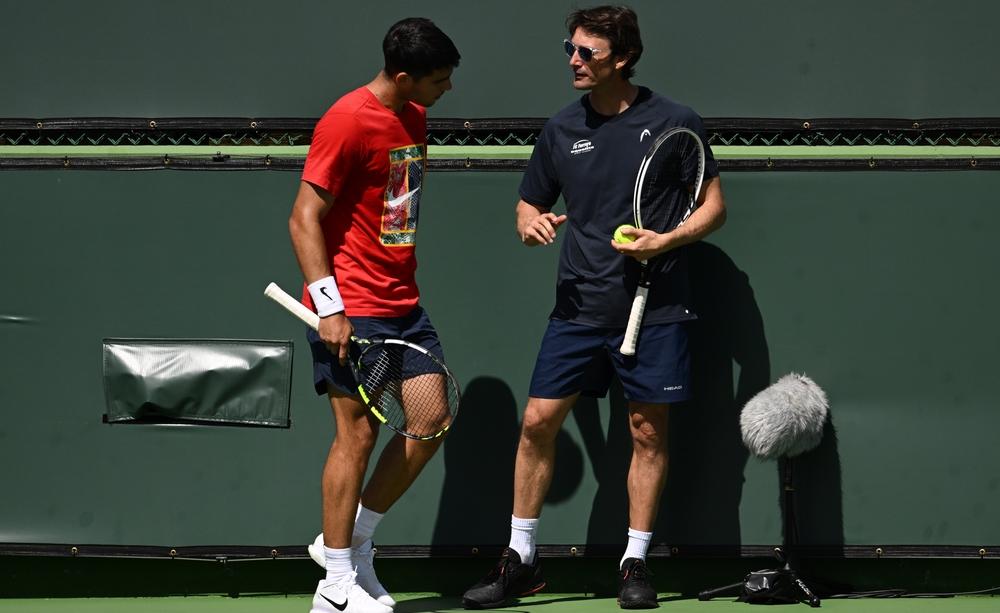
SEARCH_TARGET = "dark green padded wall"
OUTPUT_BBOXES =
[1,0,998,118]
[3,0,999,551]
[2,170,998,547]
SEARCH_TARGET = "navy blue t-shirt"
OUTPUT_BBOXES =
[519,87,720,328]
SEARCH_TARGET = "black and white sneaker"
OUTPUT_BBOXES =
[308,534,395,608]
[462,548,545,609]
[618,558,658,609]
[310,574,393,613]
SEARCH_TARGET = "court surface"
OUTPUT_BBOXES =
[0,593,997,613]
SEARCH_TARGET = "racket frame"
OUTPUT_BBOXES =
[619,127,706,356]
[263,282,460,440]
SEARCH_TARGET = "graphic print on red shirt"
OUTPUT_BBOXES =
[382,144,424,247]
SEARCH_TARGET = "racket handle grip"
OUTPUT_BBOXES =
[620,286,649,356]
[264,282,320,331]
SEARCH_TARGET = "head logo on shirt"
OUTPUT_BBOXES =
[570,139,595,155]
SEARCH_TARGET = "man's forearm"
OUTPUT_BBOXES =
[661,176,726,250]
[289,215,333,283]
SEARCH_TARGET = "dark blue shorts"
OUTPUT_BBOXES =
[306,306,444,397]
[529,319,691,404]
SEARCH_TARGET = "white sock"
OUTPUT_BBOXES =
[324,546,354,583]
[509,515,539,563]
[620,528,653,569]
[351,504,385,549]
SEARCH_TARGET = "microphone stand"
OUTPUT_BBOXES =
[698,455,821,607]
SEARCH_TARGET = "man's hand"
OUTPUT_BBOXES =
[517,200,567,246]
[611,226,679,261]
[318,312,354,365]
[611,175,728,261]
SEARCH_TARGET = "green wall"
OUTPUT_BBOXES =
[2,0,1000,553]
[2,170,998,548]
[1,0,998,118]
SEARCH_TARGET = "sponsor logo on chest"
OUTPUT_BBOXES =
[570,139,595,155]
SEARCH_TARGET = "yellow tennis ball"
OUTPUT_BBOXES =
[614,224,636,244]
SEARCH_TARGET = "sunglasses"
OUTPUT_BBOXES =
[563,39,606,62]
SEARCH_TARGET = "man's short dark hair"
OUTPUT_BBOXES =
[566,5,643,79]
[383,17,461,80]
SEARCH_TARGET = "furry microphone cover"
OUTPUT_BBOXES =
[740,373,829,459]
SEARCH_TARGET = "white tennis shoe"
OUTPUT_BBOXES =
[310,574,393,613]
[309,534,396,609]
[308,533,326,568]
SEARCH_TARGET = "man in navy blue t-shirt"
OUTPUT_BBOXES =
[462,5,727,610]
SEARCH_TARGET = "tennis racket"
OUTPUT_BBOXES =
[263,282,460,440]
[619,127,706,356]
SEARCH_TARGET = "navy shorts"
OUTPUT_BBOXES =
[529,319,691,404]
[306,306,445,396]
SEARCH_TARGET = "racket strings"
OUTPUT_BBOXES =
[359,344,460,439]
[638,137,698,233]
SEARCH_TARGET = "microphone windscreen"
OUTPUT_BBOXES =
[740,373,828,459]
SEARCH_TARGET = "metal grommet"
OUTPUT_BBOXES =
[766,157,774,169]
[163,155,170,166]
[371,547,377,556]
[569,546,578,556]
[464,157,472,169]
[36,122,43,129]
[875,547,883,558]
[149,120,157,129]
[265,155,272,166]
[970,158,977,168]
[868,157,877,168]
[670,546,679,555]
[271,549,278,559]
[63,157,70,167]
[980,548,987,558]
[802,121,811,129]
[70,546,79,556]
[250,121,258,129]
[912,122,920,130]
[169,549,178,558]
[471,547,479,555]
[463,121,472,130]
[774,547,783,556]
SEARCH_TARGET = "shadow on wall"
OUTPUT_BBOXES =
[577,242,772,548]
[791,418,844,548]
[432,243,843,552]
[432,377,520,546]
[432,376,585,546]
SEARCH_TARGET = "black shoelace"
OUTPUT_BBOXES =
[626,561,652,582]
[483,551,515,583]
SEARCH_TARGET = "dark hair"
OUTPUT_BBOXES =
[566,5,642,79]
[383,17,461,80]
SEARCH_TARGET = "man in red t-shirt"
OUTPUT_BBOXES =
[288,17,460,613]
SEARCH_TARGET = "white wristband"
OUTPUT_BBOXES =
[307,276,345,317]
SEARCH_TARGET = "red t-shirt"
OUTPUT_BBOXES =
[300,86,427,317]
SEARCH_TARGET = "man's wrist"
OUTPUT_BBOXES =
[307,276,345,317]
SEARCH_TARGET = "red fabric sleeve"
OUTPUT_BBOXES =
[301,111,364,197]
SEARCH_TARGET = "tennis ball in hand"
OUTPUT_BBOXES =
[613,224,637,243]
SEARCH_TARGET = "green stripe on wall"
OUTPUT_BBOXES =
[2,145,1000,160]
